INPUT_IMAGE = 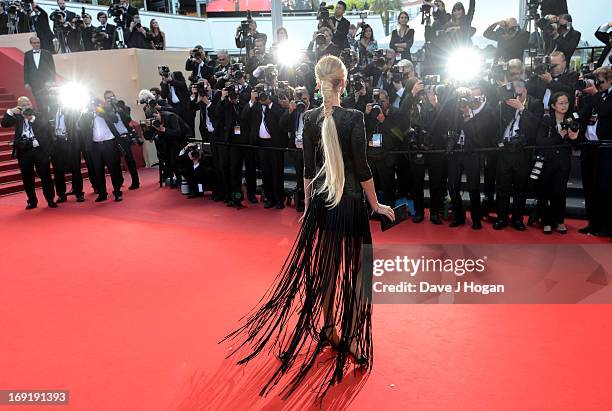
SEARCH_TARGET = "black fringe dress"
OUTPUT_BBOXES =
[220,106,374,401]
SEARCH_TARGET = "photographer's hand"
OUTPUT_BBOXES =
[426,89,438,107]
[153,123,165,133]
[505,98,525,112]
[288,101,296,114]
[191,84,198,95]
[539,72,552,83]
[365,103,372,115]
[250,90,258,103]
[10,106,22,116]
[221,89,229,100]
[411,81,424,97]
[583,84,598,96]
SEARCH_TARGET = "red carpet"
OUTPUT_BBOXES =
[1,169,611,410]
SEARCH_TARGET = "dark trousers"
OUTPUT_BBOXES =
[496,150,529,223]
[117,137,140,186]
[289,150,305,206]
[81,146,97,191]
[211,140,231,198]
[230,144,257,199]
[257,138,284,204]
[396,154,411,198]
[368,155,396,207]
[483,151,497,208]
[51,138,83,196]
[160,140,184,182]
[580,145,598,228]
[92,139,124,196]
[32,88,50,116]
[411,153,446,217]
[593,147,612,233]
[537,150,571,226]
[17,147,55,204]
[447,151,481,222]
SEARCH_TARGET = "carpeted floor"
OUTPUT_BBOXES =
[0,168,611,411]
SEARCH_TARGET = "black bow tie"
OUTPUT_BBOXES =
[32,50,40,54]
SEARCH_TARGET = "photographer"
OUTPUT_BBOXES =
[329,0,349,50]
[31,2,55,52]
[247,38,273,81]
[104,90,140,190]
[579,67,612,236]
[126,14,152,49]
[409,87,448,224]
[235,17,266,57]
[494,80,544,231]
[187,49,214,87]
[280,86,310,212]
[80,13,96,51]
[78,97,125,202]
[363,89,399,208]
[423,0,451,76]
[145,108,187,188]
[535,92,578,234]
[356,24,378,69]
[47,87,85,203]
[189,79,217,143]
[94,12,116,50]
[538,14,581,59]
[160,70,194,130]
[1,96,56,209]
[440,0,476,50]
[178,143,206,198]
[55,0,76,23]
[0,1,28,35]
[242,83,285,209]
[595,22,612,68]
[483,17,529,62]
[447,85,496,230]
[341,72,369,112]
[108,0,138,28]
[527,51,578,113]
[308,27,341,63]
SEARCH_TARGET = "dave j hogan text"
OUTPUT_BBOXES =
[373,281,505,295]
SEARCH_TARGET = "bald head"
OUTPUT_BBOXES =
[17,96,32,107]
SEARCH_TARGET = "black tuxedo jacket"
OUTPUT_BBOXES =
[1,111,53,156]
[77,110,122,149]
[242,99,284,146]
[331,16,350,49]
[279,109,307,149]
[97,23,116,50]
[580,90,612,140]
[551,29,581,59]
[497,96,544,146]
[595,28,612,68]
[527,69,578,111]
[215,99,246,144]
[33,7,55,52]
[23,49,56,93]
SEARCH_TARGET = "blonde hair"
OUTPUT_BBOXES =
[313,55,347,208]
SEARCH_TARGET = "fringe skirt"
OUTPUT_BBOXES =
[219,189,373,401]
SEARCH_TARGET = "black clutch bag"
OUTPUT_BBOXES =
[380,204,408,232]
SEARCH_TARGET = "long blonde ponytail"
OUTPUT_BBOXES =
[313,56,347,208]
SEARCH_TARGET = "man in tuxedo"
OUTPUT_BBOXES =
[243,84,285,209]
[1,96,57,209]
[104,90,140,190]
[95,12,116,50]
[595,22,612,68]
[115,0,139,26]
[527,51,578,112]
[79,98,125,202]
[330,0,349,50]
[280,86,310,212]
[125,14,152,49]
[579,67,612,236]
[494,81,544,231]
[24,36,56,115]
[47,87,85,203]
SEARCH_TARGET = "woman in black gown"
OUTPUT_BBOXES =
[220,55,395,401]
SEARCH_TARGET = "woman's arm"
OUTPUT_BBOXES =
[161,31,166,50]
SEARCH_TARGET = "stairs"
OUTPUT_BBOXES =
[0,87,90,196]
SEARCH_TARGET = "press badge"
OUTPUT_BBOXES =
[370,133,382,147]
[233,125,241,135]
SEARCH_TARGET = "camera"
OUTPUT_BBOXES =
[196,82,209,97]
[15,137,34,150]
[560,113,580,133]
[315,32,327,46]
[254,83,271,102]
[340,48,357,68]
[390,65,407,83]
[224,82,241,100]
[370,89,382,117]
[50,9,64,23]
[22,107,34,116]
[533,55,555,76]
[108,3,124,18]
[263,64,278,83]
[526,0,542,19]
[134,22,142,29]
[317,2,334,21]
[158,65,170,77]
[422,75,448,95]
[498,81,517,100]
[240,10,253,37]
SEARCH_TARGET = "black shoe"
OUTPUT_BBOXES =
[211,194,224,202]
[472,220,482,230]
[413,214,424,223]
[25,202,37,210]
[226,199,236,206]
[449,219,465,228]
[188,193,203,199]
[56,195,67,204]
[296,203,305,212]
[512,220,526,231]
[578,225,592,234]
[430,215,442,225]
[264,201,275,209]
[493,220,508,230]
[47,201,58,208]
[114,192,123,202]
[93,188,99,195]
[248,195,258,204]
[66,189,75,196]
[76,194,85,202]
[95,194,108,202]
[276,202,285,210]
[128,183,140,190]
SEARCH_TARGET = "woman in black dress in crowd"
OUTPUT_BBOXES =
[149,19,165,50]
[536,92,578,234]
[389,11,415,62]
[220,55,395,402]
[442,0,476,50]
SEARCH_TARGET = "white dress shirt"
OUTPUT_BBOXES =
[32,49,41,69]
[93,114,115,142]
[170,86,180,104]
[249,100,272,139]
[114,114,129,134]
